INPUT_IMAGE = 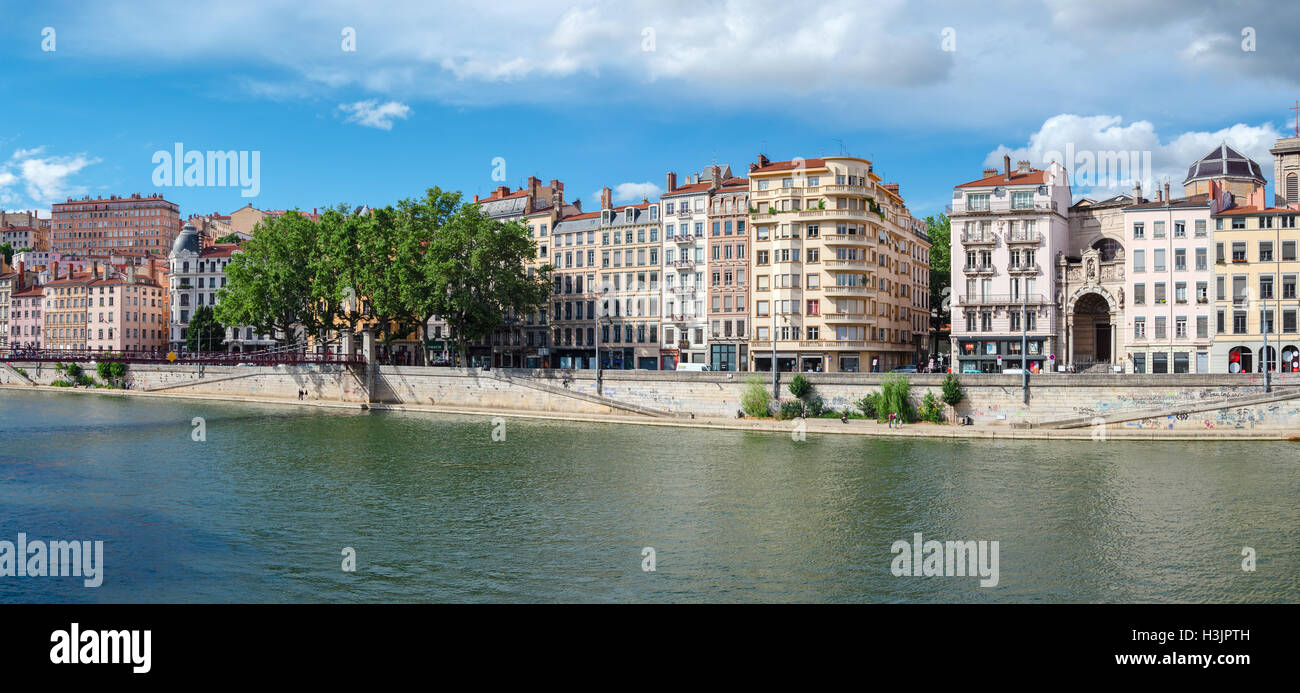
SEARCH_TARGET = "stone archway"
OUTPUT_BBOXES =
[1066,287,1119,369]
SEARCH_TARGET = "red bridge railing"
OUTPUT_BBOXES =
[2,349,366,366]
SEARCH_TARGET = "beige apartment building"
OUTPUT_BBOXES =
[747,154,930,373]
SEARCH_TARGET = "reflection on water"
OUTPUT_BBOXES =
[0,390,1295,603]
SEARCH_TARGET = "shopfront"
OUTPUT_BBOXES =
[957,338,1048,374]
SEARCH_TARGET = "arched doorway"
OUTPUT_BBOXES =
[1259,345,1277,373]
[1070,292,1113,367]
[1228,346,1252,373]
[1283,345,1300,373]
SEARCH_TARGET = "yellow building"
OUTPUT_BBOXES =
[42,268,92,351]
[1211,185,1300,373]
[746,155,930,373]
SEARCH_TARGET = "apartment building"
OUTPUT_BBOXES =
[0,261,38,349]
[42,266,92,350]
[2,224,45,251]
[1211,187,1300,373]
[747,154,925,373]
[708,173,751,371]
[86,267,168,353]
[475,177,579,368]
[596,192,662,370]
[50,193,181,256]
[8,285,43,349]
[1122,194,1215,373]
[950,157,1071,374]
[659,168,716,368]
[168,223,274,352]
[902,211,934,365]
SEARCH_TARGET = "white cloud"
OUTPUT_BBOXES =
[0,148,100,206]
[611,182,662,203]
[982,114,1283,199]
[338,100,412,130]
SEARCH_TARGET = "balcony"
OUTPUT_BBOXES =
[962,264,996,275]
[950,199,1059,216]
[672,259,696,269]
[668,285,699,295]
[822,284,872,296]
[671,233,696,244]
[957,293,1047,306]
[1006,263,1040,274]
[1006,230,1041,245]
[675,208,692,219]
[820,312,870,323]
[822,258,870,270]
[822,233,873,247]
[960,231,995,244]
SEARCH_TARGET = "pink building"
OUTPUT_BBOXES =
[950,157,1071,373]
[8,285,43,349]
[1121,194,1215,373]
[86,268,168,354]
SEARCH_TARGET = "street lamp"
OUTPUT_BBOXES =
[596,286,608,395]
[771,311,789,398]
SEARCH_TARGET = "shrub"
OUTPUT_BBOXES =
[15,368,27,377]
[878,375,914,423]
[788,373,813,400]
[806,397,827,417]
[54,362,67,374]
[777,399,806,420]
[941,373,964,407]
[854,393,878,419]
[75,374,94,387]
[64,363,83,378]
[50,379,72,387]
[919,392,946,423]
[109,362,127,379]
[741,376,772,418]
[96,361,114,381]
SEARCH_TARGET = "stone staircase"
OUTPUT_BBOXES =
[487,371,685,418]
[1035,386,1300,429]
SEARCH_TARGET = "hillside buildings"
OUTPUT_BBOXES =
[50,194,181,256]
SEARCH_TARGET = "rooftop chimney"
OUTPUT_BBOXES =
[1003,154,1012,181]
[1163,182,1171,202]
[1157,187,1164,202]
[666,171,677,193]
[600,187,613,211]
[1016,160,1030,173]
[1133,181,1142,203]
[982,167,998,178]
[710,165,722,189]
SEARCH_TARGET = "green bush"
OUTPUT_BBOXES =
[941,373,964,407]
[777,399,806,420]
[54,362,67,374]
[741,376,772,418]
[806,396,827,417]
[65,363,83,378]
[50,379,72,387]
[14,368,27,377]
[877,375,914,423]
[854,393,879,419]
[788,373,813,400]
[919,392,945,423]
[75,374,94,386]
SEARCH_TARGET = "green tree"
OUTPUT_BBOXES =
[0,242,12,265]
[215,210,320,346]
[421,202,552,366]
[394,188,463,365]
[214,233,244,244]
[185,305,227,352]
[926,214,951,314]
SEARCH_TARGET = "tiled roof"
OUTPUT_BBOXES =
[1212,204,1300,216]
[750,158,828,174]
[956,169,1049,188]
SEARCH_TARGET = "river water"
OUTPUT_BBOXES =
[0,390,1295,603]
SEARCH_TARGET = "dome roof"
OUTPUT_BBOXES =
[171,223,201,256]
[1184,144,1266,185]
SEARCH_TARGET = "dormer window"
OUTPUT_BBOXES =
[624,208,633,223]
[602,210,611,225]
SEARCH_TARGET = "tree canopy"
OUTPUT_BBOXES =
[185,305,227,352]
[215,190,552,361]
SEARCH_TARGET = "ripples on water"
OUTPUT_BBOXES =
[0,390,1295,603]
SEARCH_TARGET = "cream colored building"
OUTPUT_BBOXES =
[747,154,929,373]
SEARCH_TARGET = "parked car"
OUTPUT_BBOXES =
[431,358,452,367]
[889,365,918,373]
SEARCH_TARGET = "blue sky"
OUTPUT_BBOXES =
[2,0,1298,221]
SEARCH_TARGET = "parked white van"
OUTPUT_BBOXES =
[675,362,710,372]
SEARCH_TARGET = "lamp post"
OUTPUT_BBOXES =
[596,289,605,396]
[1021,289,1029,404]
